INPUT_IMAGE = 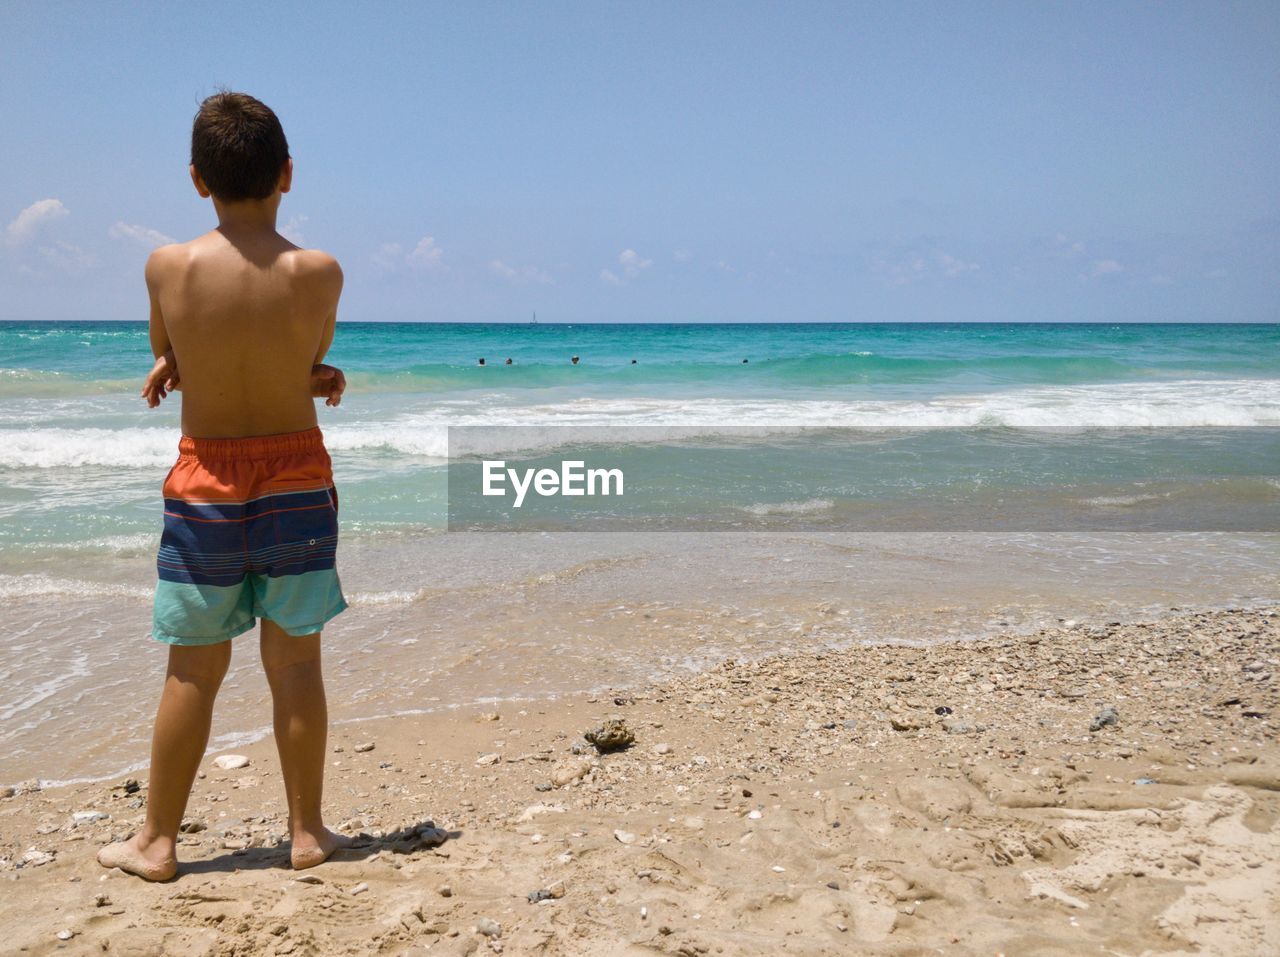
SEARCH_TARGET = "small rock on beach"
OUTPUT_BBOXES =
[584,718,635,752]
[1090,706,1120,732]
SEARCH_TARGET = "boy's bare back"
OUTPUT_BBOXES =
[149,230,342,439]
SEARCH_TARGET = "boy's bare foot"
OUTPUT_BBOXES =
[97,835,177,882]
[290,827,353,870]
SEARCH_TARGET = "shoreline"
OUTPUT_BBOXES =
[2,606,1276,955]
[6,591,1279,792]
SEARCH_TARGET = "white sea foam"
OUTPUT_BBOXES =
[0,653,92,722]
[740,498,836,516]
[1080,493,1170,508]
[0,427,178,468]
[348,588,431,606]
[0,574,152,602]
[1,379,1278,469]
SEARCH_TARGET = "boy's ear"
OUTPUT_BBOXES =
[278,157,293,195]
[189,165,211,198]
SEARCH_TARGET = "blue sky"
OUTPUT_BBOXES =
[2,2,1277,323]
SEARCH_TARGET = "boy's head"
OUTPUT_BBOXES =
[190,91,290,202]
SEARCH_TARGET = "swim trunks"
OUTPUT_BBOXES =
[153,427,348,645]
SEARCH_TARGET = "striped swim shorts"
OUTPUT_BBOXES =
[153,427,348,645]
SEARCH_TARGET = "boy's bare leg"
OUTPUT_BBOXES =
[260,619,350,868]
[98,641,232,881]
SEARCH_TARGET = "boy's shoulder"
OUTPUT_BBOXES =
[143,238,342,290]
[142,239,191,289]
[285,247,344,304]
[288,246,344,284]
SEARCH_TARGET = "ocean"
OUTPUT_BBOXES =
[2,320,1279,785]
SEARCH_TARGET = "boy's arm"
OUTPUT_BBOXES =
[310,255,345,407]
[313,255,343,363]
[141,249,180,408]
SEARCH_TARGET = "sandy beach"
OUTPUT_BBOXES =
[4,2,1279,954]
[2,606,1276,956]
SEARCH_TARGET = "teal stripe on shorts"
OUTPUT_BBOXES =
[153,569,348,646]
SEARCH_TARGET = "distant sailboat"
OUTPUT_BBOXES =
[531,311,538,325]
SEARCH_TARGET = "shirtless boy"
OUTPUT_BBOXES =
[98,92,352,881]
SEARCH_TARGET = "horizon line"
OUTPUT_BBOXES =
[2,318,1277,326]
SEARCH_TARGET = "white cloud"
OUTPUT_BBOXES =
[406,236,445,272]
[372,236,448,275]
[871,250,976,287]
[1052,233,1087,257]
[490,259,551,284]
[618,248,652,277]
[1091,259,1124,276]
[280,215,307,245]
[109,222,176,248]
[937,252,979,278]
[6,199,69,244]
[672,248,693,263]
[871,254,927,287]
[715,259,736,273]
[602,248,652,284]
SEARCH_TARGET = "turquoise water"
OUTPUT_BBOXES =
[0,320,1278,554]
[3,321,1278,399]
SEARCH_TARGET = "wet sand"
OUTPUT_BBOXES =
[2,607,1277,956]
[5,530,1279,786]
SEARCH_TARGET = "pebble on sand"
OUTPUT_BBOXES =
[1090,706,1120,732]
[349,882,369,896]
[476,917,502,937]
[213,754,250,770]
[527,880,567,903]
[551,761,591,787]
[585,718,635,753]
[942,719,986,735]
[614,829,637,845]
[516,802,566,823]
[354,742,376,753]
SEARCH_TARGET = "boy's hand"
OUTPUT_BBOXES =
[311,363,346,407]
[142,354,344,408]
[141,350,180,408]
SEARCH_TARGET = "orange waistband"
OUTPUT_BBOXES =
[177,427,326,461]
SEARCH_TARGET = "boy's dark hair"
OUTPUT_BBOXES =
[190,91,290,202]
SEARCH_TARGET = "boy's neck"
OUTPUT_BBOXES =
[212,195,281,236]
